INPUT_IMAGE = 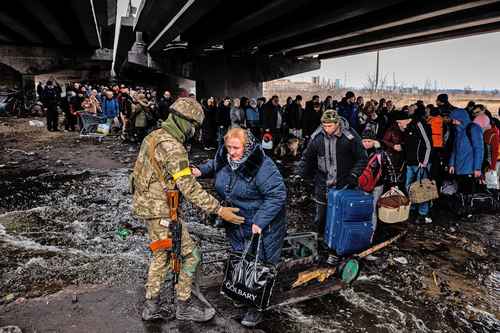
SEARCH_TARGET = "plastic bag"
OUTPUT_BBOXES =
[485,170,499,190]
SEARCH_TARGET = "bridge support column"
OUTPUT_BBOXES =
[195,55,262,99]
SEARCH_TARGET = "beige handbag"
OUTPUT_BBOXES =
[378,188,411,223]
[408,168,439,204]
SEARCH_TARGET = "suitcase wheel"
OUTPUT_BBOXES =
[340,258,360,284]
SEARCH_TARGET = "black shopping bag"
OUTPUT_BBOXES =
[220,234,278,311]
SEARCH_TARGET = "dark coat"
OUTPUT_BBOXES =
[216,103,231,128]
[360,114,386,140]
[199,144,287,264]
[300,122,367,204]
[338,101,359,130]
[403,119,433,166]
[288,101,303,130]
[118,93,133,118]
[262,101,279,130]
[301,104,322,137]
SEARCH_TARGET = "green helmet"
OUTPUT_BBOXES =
[321,109,339,124]
[170,97,204,126]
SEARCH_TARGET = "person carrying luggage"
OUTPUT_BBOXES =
[400,111,434,224]
[299,110,367,234]
[359,129,398,233]
[192,128,287,327]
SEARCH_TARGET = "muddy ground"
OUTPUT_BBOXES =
[0,117,498,333]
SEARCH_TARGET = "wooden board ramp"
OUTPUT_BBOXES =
[199,267,344,318]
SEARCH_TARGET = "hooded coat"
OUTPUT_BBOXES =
[198,144,287,264]
[449,108,484,175]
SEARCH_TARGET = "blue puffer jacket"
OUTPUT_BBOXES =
[245,107,260,127]
[449,108,484,175]
[199,144,287,264]
[101,98,119,119]
[338,102,359,130]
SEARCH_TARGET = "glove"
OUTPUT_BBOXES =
[217,207,245,225]
[346,175,359,189]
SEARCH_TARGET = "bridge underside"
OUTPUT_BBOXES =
[2,0,500,99]
[112,0,500,98]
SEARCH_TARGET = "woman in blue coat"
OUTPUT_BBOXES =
[449,108,484,193]
[193,127,287,327]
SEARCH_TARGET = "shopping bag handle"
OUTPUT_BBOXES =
[232,235,255,285]
[417,166,430,181]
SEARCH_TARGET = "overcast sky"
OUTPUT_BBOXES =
[286,31,500,91]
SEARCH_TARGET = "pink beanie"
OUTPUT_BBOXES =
[474,114,491,129]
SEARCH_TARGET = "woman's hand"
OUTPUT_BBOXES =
[252,224,262,234]
[191,167,201,177]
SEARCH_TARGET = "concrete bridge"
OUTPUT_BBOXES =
[2,0,500,101]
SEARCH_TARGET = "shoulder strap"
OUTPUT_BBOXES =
[147,132,182,192]
[147,136,170,192]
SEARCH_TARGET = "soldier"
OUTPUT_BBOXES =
[131,97,244,322]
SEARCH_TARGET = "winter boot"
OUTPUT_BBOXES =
[241,308,263,327]
[176,296,216,322]
[142,297,161,321]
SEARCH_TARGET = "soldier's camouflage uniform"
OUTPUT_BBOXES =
[131,99,221,301]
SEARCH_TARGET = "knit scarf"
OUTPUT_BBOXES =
[227,130,256,170]
[161,114,193,143]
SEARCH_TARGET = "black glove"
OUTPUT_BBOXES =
[346,175,359,189]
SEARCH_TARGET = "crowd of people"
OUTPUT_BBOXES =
[194,91,500,224]
[126,85,500,327]
[34,79,500,326]
[36,80,181,142]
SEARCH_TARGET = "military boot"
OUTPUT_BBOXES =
[142,297,161,321]
[176,296,216,322]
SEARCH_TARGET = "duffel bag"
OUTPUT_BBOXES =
[221,234,278,311]
[445,192,499,216]
[378,187,411,223]
[409,167,439,204]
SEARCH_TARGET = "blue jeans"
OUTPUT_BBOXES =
[405,165,431,216]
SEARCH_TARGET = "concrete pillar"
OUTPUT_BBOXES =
[195,55,263,99]
[127,31,147,66]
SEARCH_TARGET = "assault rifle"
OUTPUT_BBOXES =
[166,189,181,303]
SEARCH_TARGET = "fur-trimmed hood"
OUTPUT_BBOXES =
[214,143,265,180]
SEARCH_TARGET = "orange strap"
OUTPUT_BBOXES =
[149,239,173,252]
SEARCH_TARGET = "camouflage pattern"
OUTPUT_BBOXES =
[170,97,204,126]
[145,218,200,301]
[321,109,340,123]
[132,126,221,301]
[131,128,221,218]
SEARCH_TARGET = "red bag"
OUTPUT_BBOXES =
[358,153,382,192]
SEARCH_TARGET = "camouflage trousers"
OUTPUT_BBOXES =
[145,218,200,301]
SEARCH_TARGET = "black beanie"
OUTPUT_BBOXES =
[437,94,448,104]
[430,106,441,117]
[361,129,377,140]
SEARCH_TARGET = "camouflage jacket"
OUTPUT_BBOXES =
[131,128,221,219]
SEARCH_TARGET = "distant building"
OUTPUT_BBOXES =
[334,79,341,89]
